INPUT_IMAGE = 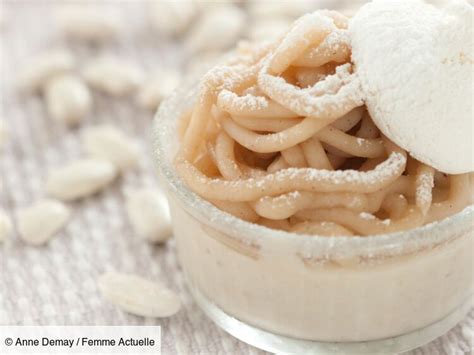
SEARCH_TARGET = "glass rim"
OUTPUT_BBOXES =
[151,79,474,258]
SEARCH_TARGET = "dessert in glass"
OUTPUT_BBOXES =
[153,1,473,353]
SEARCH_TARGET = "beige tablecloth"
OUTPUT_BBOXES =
[0,1,472,354]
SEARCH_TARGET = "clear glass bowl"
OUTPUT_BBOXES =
[152,81,473,354]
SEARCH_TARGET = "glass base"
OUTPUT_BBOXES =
[186,279,472,354]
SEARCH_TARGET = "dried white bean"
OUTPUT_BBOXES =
[82,125,140,171]
[149,1,197,36]
[0,210,12,244]
[17,49,75,91]
[17,199,70,246]
[136,70,181,110]
[247,19,291,42]
[185,5,246,53]
[125,188,172,243]
[45,74,92,126]
[82,57,144,96]
[98,272,181,318]
[0,120,8,152]
[56,5,120,42]
[46,158,117,201]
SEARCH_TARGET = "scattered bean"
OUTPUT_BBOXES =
[82,125,140,171]
[82,57,144,96]
[125,187,172,243]
[98,272,181,318]
[45,74,92,126]
[17,199,70,246]
[46,158,118,201]
[17,49,75,92]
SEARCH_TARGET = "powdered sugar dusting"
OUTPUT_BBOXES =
[359,212,391,225]
[259,60,363,117]
[218,89,269,111]
[242,85,263,96]
[305,29,350,61]
[182,151,406,195]
[258,191,301,210]
[323,29,350,50]
[201,64,255,95]
[271,152,405,187]
[416,170,435,208]
[359,212,375,220]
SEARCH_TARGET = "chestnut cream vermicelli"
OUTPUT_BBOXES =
[175,10,473,236]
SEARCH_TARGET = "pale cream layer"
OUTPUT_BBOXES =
[169,195,473,342]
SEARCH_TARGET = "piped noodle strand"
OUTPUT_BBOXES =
[183,65,258,161]
[268,12,336,74]
[301,137,333,170]
[217,90,298,118]
[292,29,351,68]
[221,113,337,153]
[415,163,435,215]
[176,10,473,236]
[281,145,307,167]
[214,131,243,180]
[332,106,364,132]
[231,115,301,133]
[258,62,363,118]
[253,191,369,220]
[295,207,424,236]
[290,221,354,236]
[175,147,407,202]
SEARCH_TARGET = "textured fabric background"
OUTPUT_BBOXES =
[0,1,472,354]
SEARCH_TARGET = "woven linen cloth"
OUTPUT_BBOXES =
[0,1,472,354]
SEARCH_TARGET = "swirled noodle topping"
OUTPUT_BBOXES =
[176,10,473,237]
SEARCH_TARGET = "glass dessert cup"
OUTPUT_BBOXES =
[152,82,473,354]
